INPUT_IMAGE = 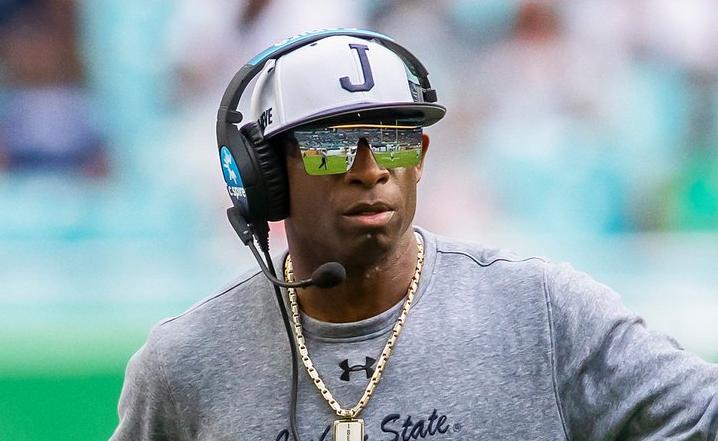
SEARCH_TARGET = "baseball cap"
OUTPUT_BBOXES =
[247,35,446,138]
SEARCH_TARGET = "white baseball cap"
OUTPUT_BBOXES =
[248,35,446,137]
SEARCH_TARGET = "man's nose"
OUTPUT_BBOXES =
[344,144,389,187]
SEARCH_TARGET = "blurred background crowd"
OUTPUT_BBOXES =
[1,0,717,439]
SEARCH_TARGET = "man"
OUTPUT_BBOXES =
[318,147,329,170]
[112,31,718,441]
[345,145,357,170]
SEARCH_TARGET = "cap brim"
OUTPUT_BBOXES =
[264,102,446,137]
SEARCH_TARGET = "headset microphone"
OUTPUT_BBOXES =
[227,207,346,290]
[258,260,346,289]
[310,262,346,288]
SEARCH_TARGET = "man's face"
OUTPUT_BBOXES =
[283,133,429,267]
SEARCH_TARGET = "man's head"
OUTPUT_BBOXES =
[217,29,445,265]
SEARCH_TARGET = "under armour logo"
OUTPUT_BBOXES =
[339,357,376,381]
[339,44,375,92]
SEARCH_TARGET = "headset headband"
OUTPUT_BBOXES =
[217,28,435,125]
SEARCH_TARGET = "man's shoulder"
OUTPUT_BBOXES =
[121,267,285,410]
[423,228,548,274]
[146,267,272,350]
[167,268,266,320]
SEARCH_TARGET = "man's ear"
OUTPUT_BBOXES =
[416,133,430,182]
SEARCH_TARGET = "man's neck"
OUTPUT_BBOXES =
[286,230,419,323]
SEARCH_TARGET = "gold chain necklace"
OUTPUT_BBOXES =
[284,232,424,441]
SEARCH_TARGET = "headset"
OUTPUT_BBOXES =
[216,28,439,240]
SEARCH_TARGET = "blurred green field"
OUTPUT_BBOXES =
[0,301,190,441]
[373,150,420,168]
[0,323,148,441]
[0,373,124,441]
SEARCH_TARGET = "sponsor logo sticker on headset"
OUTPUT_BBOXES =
[220,146,247,200]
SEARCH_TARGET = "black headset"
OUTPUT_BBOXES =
[216,28,439,229]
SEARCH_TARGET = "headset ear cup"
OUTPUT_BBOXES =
[254,141,289,221]
[241,123,289,221]
[220,124,257,220]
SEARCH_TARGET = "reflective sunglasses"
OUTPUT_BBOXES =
[291,123,423,176]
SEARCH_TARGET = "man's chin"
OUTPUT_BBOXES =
[335,227,404,266]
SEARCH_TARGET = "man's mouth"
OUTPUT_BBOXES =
[343,202,392,215]
[342,202,395,227]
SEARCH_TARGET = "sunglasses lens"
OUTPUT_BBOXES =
[293,124,423,176]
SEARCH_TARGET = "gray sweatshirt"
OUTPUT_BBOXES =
[111,228,718,440]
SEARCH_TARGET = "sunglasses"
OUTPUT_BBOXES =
[291,123,423,176]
